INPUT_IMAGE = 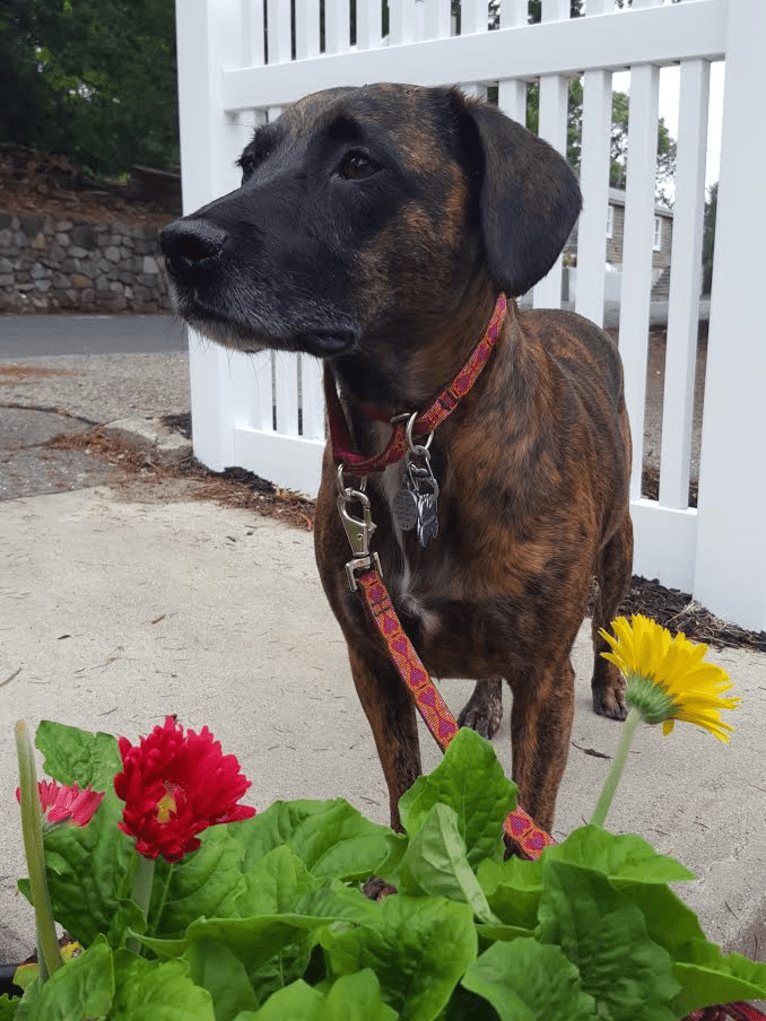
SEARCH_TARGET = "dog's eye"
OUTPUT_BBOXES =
[338,151,379,181]
[238,146,271,183]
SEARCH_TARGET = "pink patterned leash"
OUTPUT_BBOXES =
[356,569,553,860]
[684,1005,766,1020]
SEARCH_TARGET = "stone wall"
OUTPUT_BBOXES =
[0,212,172,313]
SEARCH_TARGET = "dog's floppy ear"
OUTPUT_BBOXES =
[454,92,581,297]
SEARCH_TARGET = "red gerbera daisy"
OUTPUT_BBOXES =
[114,716,256,863]
[15,779,104,828]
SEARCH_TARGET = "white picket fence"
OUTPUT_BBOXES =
[176,0,766,631]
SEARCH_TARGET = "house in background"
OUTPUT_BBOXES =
[562,187,674,303]
[606,188,674,298]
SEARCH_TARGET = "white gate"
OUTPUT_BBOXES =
[176,0,766,631]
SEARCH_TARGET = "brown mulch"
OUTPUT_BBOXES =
[50,416,766,655]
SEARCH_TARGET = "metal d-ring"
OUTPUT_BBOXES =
[404,412,433,456]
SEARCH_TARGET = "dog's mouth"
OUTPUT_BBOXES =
[171,289,357,358]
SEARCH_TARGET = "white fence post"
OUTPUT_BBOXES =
[693,0,766,631]
[177,0,258,472]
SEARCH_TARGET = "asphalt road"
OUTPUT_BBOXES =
[0,313,186,358]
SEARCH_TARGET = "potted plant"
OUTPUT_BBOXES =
[5,616,766,1020]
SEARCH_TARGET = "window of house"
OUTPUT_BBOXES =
[653,217,663,251]
[606,205,614,239]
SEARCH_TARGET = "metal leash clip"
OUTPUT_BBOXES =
[337,465,383,591]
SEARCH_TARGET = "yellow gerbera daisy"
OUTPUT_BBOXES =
[599,614,740,741]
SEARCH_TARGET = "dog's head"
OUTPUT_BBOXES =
[161,84,580,365]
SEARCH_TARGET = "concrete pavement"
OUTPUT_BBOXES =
[0,313,763,973]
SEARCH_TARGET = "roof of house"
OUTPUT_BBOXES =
[608,187,673,218]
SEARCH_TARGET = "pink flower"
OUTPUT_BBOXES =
[16,780,105,827]
[114,716,256,863]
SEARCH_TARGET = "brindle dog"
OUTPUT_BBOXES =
[160,84,633,833]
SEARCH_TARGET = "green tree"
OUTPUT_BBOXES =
[0,0,179,176]
[701,181,717,295]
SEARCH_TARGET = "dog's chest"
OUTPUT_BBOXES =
[372,453,444,636]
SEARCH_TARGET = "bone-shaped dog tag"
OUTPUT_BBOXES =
[417,492,439,547]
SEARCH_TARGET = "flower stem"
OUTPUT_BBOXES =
[126,853,155,956]
[15,720,63,980]
[589,706,641,828]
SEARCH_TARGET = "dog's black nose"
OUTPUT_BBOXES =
[160,219,228,281]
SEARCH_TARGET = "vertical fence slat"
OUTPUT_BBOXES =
[575,68,612,325]
[274,355,300,435]
[266,0,291,62]
[461,0,488,34]
[389,0,416,45]
[499,0,529,27]
[658,59,710,510]
[325,0,351,54]
[575,0,613,326]
[294,0,320,59]
[240,0,265,66]
[532,0,570,309]
[423,0,452,39]
[497,1,529,124]
[356,0,383,51]
[301,355,326,441]
[251,353,275,432]
[618,61,660,498]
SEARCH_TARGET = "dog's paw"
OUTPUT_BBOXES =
[458,684,504,739]
[592,683,628,721]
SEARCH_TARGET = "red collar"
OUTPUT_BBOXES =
[326,294,507,473]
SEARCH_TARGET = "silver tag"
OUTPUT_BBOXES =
[393,485,419,531]
[417,492,439,547]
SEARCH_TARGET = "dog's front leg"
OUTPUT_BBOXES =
[508,659,576,833]
[347,644,422,831]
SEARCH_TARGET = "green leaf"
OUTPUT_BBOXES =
[0,996,18,1021]
[183,938,258,1021]
[236,845,319,917]
[398,728,516,868]
[321,894,477,1021]
[397,804,498,923]
[106,950,213,1020]
[461,938,596,1020]
[156,825,248,937]
[36,790,134,947]
[231,799,404,882]
[316,971,398,1021]
[141,881,377,980]
[537,860,680,1021]
[546,825,695,884]
[248,972,397,1021]
[247,980,322,1019]
[619,881,706,956]
[247,939,315,1009]
[35,721,121,791]
[475,923,535,944]
[476,856,543,931]
[671,940,766,1017]
[15,935,113,1021]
